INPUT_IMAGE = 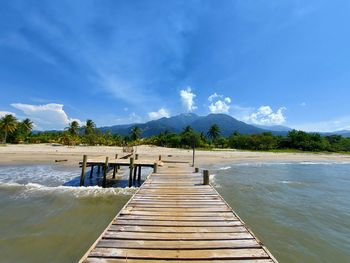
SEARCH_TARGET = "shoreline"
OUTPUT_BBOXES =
[1,144,350,167]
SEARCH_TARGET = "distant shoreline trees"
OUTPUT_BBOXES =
[2,115,350,153]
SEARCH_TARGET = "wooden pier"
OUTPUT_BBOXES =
[79,162,278,262]
[79,154,162,187]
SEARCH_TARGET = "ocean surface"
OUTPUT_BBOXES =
[0,162,349,262]
[211,162,350,263]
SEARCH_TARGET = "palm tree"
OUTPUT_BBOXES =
[68,121,80,136]
[0,114,18,143]
[130,126,141,141]
[21,118,34,134]
[84,119,96,135]
[207,124,220,142]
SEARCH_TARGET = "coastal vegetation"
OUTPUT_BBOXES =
[1,114,350,153]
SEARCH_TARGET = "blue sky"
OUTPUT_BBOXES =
[1,0,350,131]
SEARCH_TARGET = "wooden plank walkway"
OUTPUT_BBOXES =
[79,163,278,262]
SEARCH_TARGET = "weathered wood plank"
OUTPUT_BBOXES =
[85,259,274,263]
[103,231,253,240]
[113,220,242,227]
[126,207,232,212]
[109,225,247,233]
[89,248,269,259]
[116,215,238,221]
[96,239,260,249]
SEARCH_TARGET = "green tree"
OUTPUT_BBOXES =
[130,126,141,141]
[13,118,34,143]
[21,119,33,134]
[84,119,96,135]
[0,114,18,143]
[67,121,80,136]
[183,125,193,133]
[207,124,220,143]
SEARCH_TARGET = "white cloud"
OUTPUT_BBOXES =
[208,93,231,114]
[0,111,16,118]
[209,100,231,114]
[208,93,220,102]
[180,87,197,112]
[148,108,170,120]
[246,106,286,125]
[301,102,307,107]
[11,103,81,130]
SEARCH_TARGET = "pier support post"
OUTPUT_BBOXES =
[153,162,158,173]
[90,165,94,178]
[195,167,199,173]
[97,165,101,173]
[114,154,119,174]
[133,165,138,183]
[138,166,142,183]
[203,170,209,185]
[129,157,134,187]
[80,155,87,186]
[113,166,116,179]
[159,155,162,161]
[135,154,139,160]
[102,157,109,188]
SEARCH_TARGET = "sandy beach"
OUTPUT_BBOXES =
[1,144,350,167]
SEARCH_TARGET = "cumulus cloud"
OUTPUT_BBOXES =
[180,87,197,112]
[246,106,286,125]
[148,108,170,120]
[0,111,16,117]
[208,93,231,114]
[11,103,81,130]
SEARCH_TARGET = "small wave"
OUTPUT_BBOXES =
[280,180,304,185]
[0,182,137,199]
[218,166,231,170]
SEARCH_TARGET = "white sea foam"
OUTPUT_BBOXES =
[0,182,137,199]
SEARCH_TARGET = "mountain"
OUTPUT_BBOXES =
[253,124,292,132]
[321,130,350,138]
[190,114,266,136]
[99,113,269,137]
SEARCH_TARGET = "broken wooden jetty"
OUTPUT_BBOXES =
[79,153,163,187]
[79,161,278,262]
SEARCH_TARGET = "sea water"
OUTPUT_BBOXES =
[210,162,350,263]
[0,164,138,263]
[0,162,349,262]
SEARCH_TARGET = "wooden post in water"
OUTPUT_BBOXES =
[80,155,87,186]
[137,165,142,183]
[129,157,134,187]
[114,154,119,174]
[203,170,209,185]
[133,154,138,183]
[90,165,94,178]
[195,167,199,173]
[153,162,158,173]
[112,166,116,179]
[97,165,101,173]
[102,157,109,188]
